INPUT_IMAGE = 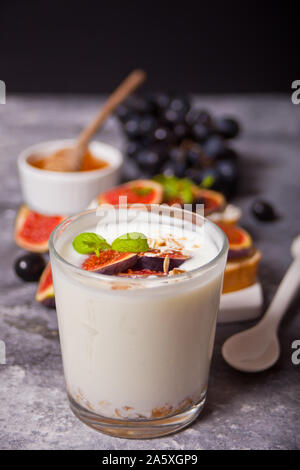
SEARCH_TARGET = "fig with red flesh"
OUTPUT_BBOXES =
[216,222,253,260]
[97,179,163,205]
[81,251,138,275]
[35,262,55,309]
[195,189,226,216]
[135,250,189,272]
[164,184,226,216]
[15,205,64,253]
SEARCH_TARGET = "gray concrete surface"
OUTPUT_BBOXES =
[0,95,299,450]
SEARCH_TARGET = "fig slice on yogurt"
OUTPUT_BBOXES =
[136,250,190,272]
[81,251,138,275]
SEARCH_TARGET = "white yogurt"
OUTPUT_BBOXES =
[50,208,227,420]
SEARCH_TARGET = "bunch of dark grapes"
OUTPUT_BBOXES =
[116,93,241,199]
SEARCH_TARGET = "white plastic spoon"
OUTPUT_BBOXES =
[222,235,300,372]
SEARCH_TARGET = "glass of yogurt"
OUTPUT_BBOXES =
[49,205,228,438]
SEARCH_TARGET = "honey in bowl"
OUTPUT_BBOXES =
[28,148,109,172]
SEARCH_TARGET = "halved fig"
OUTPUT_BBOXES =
[15,205,64,253]
[97,179,163,205]
[35,262,55,309]
[216,222,253,260]
[194,189,226,216]
[135,250,189,272]
[81,251,138,275]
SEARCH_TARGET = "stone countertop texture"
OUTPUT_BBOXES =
[0,95,299,450]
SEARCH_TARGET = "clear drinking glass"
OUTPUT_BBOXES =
[49,205,228,438]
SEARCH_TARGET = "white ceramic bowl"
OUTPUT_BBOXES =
[18,139,123,215]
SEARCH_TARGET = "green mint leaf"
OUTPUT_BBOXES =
[201,175,215,188]
[111,232,149,253]
[132,187,153,196]
[177,178,194,203]
[179,187,194,203]
[72,232,111,255]
[154,175,179,200]
[154,175,194,203]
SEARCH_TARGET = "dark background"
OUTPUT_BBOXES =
[0,0,298,94]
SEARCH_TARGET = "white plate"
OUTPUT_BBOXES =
[218,282,263,323]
